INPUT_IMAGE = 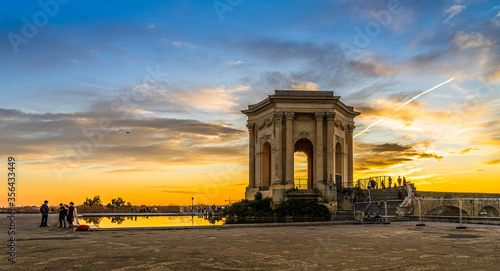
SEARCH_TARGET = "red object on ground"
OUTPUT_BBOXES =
[75,225,90,231]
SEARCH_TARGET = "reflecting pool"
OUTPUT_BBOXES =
[78,215,225,228]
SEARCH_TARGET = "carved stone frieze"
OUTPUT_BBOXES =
[273,112,284,121]
[326,113,336,121]
[295,113,313,123]
[299,131,310,139]
[260,134,272,142]
[257,118,274,131]
[335,119,345,130]
[314,112,325,120]
[246,123,255,131]
[284,112,295,121]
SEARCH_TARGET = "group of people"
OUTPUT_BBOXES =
[39,200,77,228]
[367,176,407,189]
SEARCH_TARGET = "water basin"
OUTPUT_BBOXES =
[78,215,225,228]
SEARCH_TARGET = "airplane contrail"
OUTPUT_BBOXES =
[353,77,455,139]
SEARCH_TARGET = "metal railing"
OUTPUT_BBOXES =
[353,200,390,223]
[415,198,500,228]
[294,179,308,189]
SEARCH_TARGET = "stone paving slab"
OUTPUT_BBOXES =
[1,214,499,270]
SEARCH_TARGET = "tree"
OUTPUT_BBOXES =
[254,191,263,200]
[83,195,102,207]
[106,197,130,208]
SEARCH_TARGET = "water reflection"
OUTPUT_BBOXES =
[81,217,102,225]
[78,215,225,228]
[110,216,125,224]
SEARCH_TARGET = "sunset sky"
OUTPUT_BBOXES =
[1,0,499,207]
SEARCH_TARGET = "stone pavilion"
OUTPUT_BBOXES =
[242,90,360,203]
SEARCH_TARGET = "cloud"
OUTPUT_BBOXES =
[166,84,250,113]
[227,60,245,66]
[443,5,466,23]
[414,152,443,160]
[354,142,444,172]
[0,106,246,170]
[161,39,198,49]
[452,32,492,50]
[69,58,88,65]
[350,60,395,77]
[371,143,412,152]
[103,168,176,174]
[491,11,500,27]
[484,159,500,165]
[459,148,478,155]
[239,40,397,91]
[290,82,319,91]
[102,81,251,114]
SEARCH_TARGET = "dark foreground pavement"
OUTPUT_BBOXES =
[1,214,499,270]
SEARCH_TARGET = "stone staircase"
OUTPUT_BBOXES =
[363,188,407,216]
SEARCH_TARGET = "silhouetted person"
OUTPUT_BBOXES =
[388,177,392,189]
[58,203,67,228]
[398,190,404,202]
[377,199,382,215]
[40,200,49,227]
[403,176,407,187]
[67,202,75,227]
[397,176,402,187]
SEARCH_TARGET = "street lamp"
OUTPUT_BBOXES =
[191,197,194,214]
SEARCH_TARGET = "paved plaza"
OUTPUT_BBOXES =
[1,214,499,270]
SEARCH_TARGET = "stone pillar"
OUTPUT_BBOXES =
[315,113,324,183]
[285,112,295,184]
[347,125,355,188]
[273,112,283,184]
[326,113,335,183]
[247,123,255,187]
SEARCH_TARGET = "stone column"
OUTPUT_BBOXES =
[247,123,255,188]
[315,113,324,183]
[347,124,355,188]
[273,112,283,184]
[326,113,335,183]
[285,112,295,183]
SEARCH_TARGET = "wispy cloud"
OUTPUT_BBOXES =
[227,60,245,66]
[491,11,500,27]
[452,32,492,50]
[443,5,466,23]
[161,39,198,49]
[290,82,319,90]
[458,148,479,155]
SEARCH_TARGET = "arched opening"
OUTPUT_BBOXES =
[424,206,468,216]
[478,206,499,217]
[294,139,313,189]
[294,152,308,189]
[335,142,343,189]
[261,142,271,188]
